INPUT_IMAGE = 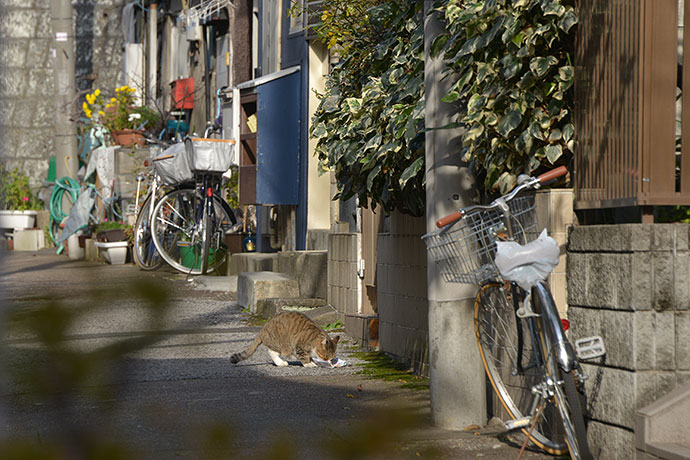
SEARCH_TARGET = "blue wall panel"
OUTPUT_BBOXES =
[256,70,301,205]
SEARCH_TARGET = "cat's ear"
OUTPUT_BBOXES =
[333,335,340,345]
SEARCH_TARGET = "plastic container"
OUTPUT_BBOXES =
[67,231,84,260]
[94,241,129,265]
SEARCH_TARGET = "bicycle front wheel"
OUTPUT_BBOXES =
[150,189,232,275]
[132,194,164,271]
[474,283,569,455]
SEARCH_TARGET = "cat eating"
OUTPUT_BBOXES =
[230,311,341,368]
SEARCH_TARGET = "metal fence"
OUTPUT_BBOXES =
[575,0,690,218]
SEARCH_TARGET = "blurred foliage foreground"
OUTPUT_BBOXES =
[0,280,429,460]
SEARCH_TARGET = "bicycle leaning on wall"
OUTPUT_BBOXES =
[423,166,605,460]
[147,135,237,275]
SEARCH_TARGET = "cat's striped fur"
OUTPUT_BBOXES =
[230,311,340,367]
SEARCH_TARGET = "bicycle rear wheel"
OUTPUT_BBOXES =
[474,283,569,455]
[150,188,233,275]
[132,194,164,270]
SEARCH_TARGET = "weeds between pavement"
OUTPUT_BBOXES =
[350,351,429,391]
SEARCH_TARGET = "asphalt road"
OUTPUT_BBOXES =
[0,249,552,459]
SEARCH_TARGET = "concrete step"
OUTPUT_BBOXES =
[255,297,327,319]
[229,250,327,299]
[636,383,690,459]
[237,271,299,313]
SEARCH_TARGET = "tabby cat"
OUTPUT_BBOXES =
[230,311,340,367]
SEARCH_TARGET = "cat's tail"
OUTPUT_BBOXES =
[230,335,262,364]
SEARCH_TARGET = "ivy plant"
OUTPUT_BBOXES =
[435,0,577,194]
[309,1,426,217]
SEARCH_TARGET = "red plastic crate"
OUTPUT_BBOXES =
[171,77,194,109]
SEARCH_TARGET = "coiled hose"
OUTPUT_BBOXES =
[49,176,80,252]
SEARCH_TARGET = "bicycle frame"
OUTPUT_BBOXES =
[530,281,577,373]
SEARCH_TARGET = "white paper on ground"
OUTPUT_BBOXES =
[312,356,347,368]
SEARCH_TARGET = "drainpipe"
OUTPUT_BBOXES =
[148,2,158,104]
[424,1,486,429]
[50,0,78,181]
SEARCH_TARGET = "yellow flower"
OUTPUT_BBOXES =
[86,93,95,105]
[82,101,88,112]
[85,108,92,119]
[110,97,116,104]
[98,111,105,117]
[94,88,101,97]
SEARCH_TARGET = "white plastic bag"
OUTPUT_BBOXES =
[495,229,560,291]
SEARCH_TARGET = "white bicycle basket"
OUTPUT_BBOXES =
[185,137,235,173]
[152,142,194,185]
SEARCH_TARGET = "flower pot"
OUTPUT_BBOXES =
[94,241,129,265]
[0,210,37,231]
[96,228,127,242]
[111,129,145,147]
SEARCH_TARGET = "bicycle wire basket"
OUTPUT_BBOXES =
[422,195,539,285]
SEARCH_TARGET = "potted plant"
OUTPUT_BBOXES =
[0,164,44,231]
[92,220,132,265]
[82,86,161,147]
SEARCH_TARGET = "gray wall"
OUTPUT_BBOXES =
[567,224,690,459]
[377,212,429,373]
[0,1,124,188]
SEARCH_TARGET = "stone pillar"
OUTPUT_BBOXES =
[424,1,486,429]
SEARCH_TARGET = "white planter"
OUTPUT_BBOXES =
[94,241,129,265]
[0,210,37,231]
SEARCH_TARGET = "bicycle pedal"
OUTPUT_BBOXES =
[505,417,532,430]
[575,335,606,360]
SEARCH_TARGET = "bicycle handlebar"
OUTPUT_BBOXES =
[435,166,568,228]
[537,165,567,184]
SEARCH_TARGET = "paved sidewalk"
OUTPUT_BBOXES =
[0,249,552,459]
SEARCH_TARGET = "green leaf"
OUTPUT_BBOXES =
[543,2,566,16]
[430,33,450,56]
[529,56,558,78]
[562,123,574,143]
[399,156,423,187]
[545,143,563,163]
[364,133,382,151]
[548,128,562,141]
[558,9,578,33]
[463,123,485,143]
[558,65,574,81]
[311,122,327,138]
[344,97,362,113]
[442,91,460,103]
[366,164,382,192]
[497,109,522,137]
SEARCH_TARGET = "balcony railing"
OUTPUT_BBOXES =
[575,0,690,220]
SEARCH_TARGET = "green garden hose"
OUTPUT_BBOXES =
[49,176,80,252]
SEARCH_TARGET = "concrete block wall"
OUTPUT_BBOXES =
[567,224,690,459]
[377,212,429,373]
[0,1,124,188]
[327,232,360,317]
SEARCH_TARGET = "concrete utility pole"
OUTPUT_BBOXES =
[424,1,486,430]
[148,2,158,104]
[50,0,78,181]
